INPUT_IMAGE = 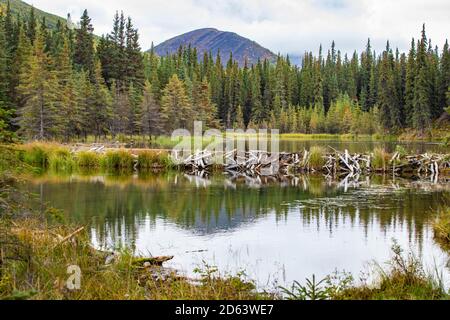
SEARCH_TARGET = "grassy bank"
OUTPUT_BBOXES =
[281,242,449,300]
[333,243,448,300]
[433,207,450,251]
[16,143,176,173]
[0,216,269,300]
[0,145,270,300]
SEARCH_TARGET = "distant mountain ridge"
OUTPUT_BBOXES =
[152,28,277,66]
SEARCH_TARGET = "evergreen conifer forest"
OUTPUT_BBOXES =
[0,2,449,142]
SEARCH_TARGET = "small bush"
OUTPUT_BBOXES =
[394,145,407,157]
[76,152,101,168]
[309,146,326,170]
[101,150,134,170]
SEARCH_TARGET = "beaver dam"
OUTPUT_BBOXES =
[72,144,450,178]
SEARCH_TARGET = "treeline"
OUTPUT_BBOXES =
[0,2,449,142]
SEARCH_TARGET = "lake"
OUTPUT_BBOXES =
[23,171,450,291]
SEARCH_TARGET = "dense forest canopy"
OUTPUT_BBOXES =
[0,1,449,142]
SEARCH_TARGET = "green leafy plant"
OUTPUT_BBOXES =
[280,275,329,300]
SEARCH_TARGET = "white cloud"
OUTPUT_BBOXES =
[27,0,449,55]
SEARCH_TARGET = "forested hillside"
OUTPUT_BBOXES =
[0,0,67,29]
[0,2,449,142]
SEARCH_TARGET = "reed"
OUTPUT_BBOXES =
[48,148,76,172]
[20,142,58,168]
[309,146,327,170]
[137,150,169,169]
[332,242,448,300]
[76,151,101,168]
[372,147,389,171]
[433,207,450,249]
[101,150,134,170]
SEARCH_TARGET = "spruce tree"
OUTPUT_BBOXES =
[17,30,59,140]
[193,78,220,129]
[160,74,193,132]
[89,61,112,139]
[412,25,432,133]
[74,10,95,80]
[404,39,416,126]
[439,40,450,113]
[139,80,162,140]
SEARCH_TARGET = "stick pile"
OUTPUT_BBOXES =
[180,148,450,178]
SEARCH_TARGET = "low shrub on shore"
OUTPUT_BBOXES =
[48,148,76,172]
[137,150,170,169]
[76,151,101,168]
[19,142,57,168]
[19,143,77,172]
[101,150,134,171]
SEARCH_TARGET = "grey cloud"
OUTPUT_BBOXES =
[29,0,449,55]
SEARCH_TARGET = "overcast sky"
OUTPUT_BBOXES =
[28,0,449,56]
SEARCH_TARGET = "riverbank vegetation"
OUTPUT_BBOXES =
[333,243,448,300]
[0,3,449,145]
[282,243,449,300]
[13,141,450,176]
[433,207,450,250]
[0,146,270,300]
[0,216,269,300]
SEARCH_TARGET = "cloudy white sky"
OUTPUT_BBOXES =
[28,0,449,56]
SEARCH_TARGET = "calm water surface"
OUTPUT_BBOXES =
[23,172,450,290]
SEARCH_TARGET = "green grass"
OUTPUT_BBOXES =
[433,207,450,250]
[0,216,271,300]
[281,242,449,300]
[20,143,52,168]
[137,150,170,169]
[48,148,75,172]
[101,150,135,171]
[372,147,389,171]
[75,152,101,168]
[19,143,76,172]
[333,242,448,300]
[309,146,326,170]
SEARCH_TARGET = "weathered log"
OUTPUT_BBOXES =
[132,256,174,267]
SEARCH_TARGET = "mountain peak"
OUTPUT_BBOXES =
[152,28,277,66]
